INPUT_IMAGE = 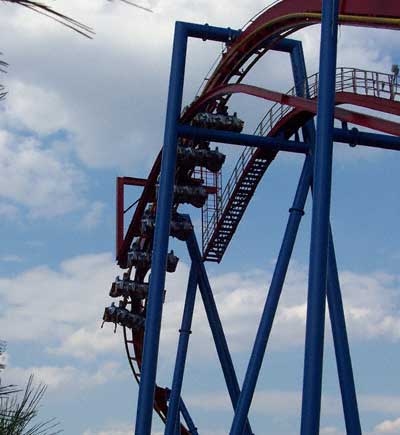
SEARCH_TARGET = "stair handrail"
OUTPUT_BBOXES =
[203,67,400,252]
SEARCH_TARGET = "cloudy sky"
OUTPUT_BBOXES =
[0,0,399,434]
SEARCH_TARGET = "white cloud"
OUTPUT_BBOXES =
[83,426,162,435]
[0,252,118,344]
[3,80,69,135]
[83,427,133,435]
[49,327,121,360]
[360,395,400,416]
[320,428,344,435]
[0,202,19,218]
[186,388,400,427]
[186,389,301,416]
[0,0,293,172]
[375,417,400,433]
[0,130,86,217]
[3,360,126,392]
[0,0,394,226]
[1,254,399,365]
[80,201,106,230]
[0,254,22,262]
[163,263,400,356]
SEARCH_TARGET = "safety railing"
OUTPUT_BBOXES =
[203,67,400,252]
[256,67,400,144]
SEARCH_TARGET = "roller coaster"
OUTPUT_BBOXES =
[102,1,400,434]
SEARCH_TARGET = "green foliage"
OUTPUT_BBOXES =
[0,376,61,435]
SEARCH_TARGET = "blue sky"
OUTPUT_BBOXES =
[0,1,399,434]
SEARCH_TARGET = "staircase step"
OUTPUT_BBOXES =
[203,149,274,262]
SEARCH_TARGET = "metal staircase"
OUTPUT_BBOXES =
[202,67,400,262]
[203,146,274,261]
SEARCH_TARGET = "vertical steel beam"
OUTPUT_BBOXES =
[135,22,188,435]
[229,156,312,435]
[165,264,198,435]
[186,231,253,435]
[292,34,361,432]
[301,1,340,433]
[116,177,124,256]
[327,229,362,434]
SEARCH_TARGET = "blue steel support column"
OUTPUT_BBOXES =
[135,22,188,435]
[229,156,312,435]
[180,398,199,435]
[327,229,362,434]
[292,34,361,433]
[165,264,198,435]
[282,35,360,432]
[186,231,253,435]
[300,0,340,433]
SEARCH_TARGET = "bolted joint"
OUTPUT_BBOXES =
[289,207,305,216]
[179,328,192,335]
[349,127,359,148]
